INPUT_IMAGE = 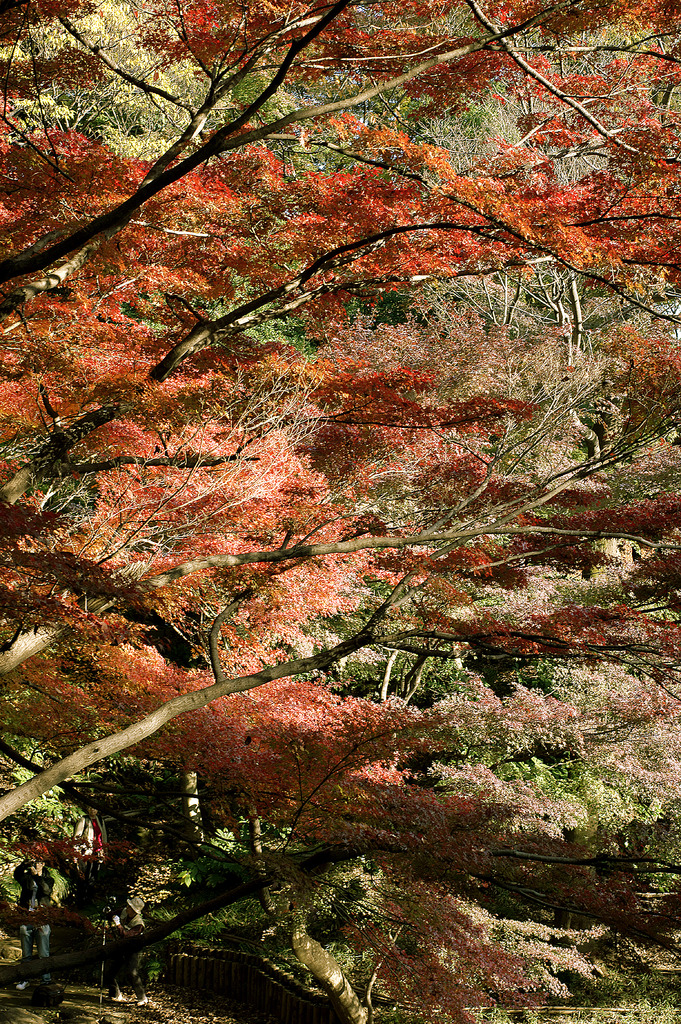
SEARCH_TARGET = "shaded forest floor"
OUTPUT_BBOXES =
[0,928,277,1024]
[0,980,279,1024]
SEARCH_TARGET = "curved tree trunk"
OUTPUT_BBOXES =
[291,917,368,1024]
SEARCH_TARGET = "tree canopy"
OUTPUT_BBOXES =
[3,0,681,1020]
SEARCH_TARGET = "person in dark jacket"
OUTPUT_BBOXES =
[13,859,54,989]
[105,897,148,1006]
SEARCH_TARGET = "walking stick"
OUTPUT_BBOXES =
[98,917,106,1023]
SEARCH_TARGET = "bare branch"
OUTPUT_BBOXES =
[58,17,194,112]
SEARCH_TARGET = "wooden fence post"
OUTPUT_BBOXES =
[182,954,192,988]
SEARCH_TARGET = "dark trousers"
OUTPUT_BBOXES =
[76,860,100,906]
[105,951,146,1001]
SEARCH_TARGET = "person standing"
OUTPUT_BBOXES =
[13,859,54,990]
[105,897,148,1006]
[73,806,107,905]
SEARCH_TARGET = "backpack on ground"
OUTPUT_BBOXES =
[31,982,65,1007]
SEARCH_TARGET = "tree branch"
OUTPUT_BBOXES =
[0,403,122,505]
[0,619,383,821]
[0,9,568,287]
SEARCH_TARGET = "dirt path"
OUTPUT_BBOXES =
[0,980,278,1024]
[1,931,276,1024]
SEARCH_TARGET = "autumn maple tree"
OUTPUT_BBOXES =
[3,0,681,1018]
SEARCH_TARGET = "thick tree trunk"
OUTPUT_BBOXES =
[379,651,398,701]
[180,770,204,841]
[246,807,276,918]
[0,625,64,673]
[291,918,368,1024]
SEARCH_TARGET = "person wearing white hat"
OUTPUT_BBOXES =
[105,897,148,1006]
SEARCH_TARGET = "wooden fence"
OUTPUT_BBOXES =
[165,948,681,1024]
[166,944,341,1024]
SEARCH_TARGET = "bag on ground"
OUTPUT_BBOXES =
[31,982,65,1006]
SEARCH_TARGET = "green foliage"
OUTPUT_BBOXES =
[248,315,313,356]
[0,867,18,903]
[174,856,248,889]
[346,291,413,327]
[153,901,247,943]
[140,946,166,983]
[474,1005,681,1024]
